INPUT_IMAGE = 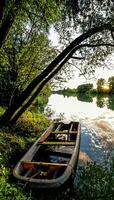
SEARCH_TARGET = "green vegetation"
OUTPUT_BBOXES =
[55,76,114,96]
[0,108,50,200]
[77,161,114,200]
[54,77,114,108]
[0,166,31,200]
[0,80,51,199]
[53,88,77,97]
[53,83,94,97]
[108,76,114,94]
[77,84,93,94]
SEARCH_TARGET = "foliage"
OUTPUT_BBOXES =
[96,78,105,93]
[30,84,51,113]
[96,95,106,108]
[77,83,93,93]
[53,88,77,97]
[13,110,50,141]
[77,161,114,200]
[54,0,114,81]
[77,93,93,103]
[0,27,55,105]
[100,86,111,94]
[0,0,61,32]
[97,78,105,86]
[108,76,114,93]
[0,165,31,200]
[107,94,114,111]
[0,106,50,199]
[0,127,31,199]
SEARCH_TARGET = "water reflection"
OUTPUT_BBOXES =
[45,94,114,162]
[107,95,114,110]
[96,95,106,108]
[77,93,93,103]
[77,93,114,111]
[45,94,109,119]
[53,92,114,110]
[80,122,114,163]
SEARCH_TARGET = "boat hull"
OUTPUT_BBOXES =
[13,121,81,188]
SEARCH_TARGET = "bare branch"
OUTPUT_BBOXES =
[71,56,85,60]
[79,43,114,48]
[66,61,87,79]
[67,61,81,72]
[111,31,114,41]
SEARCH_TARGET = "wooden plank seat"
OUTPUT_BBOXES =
[38,141,75,145]
[21,161,67,178]
[21,161,67,171]
[21,161,67,166]
[51,131,78,134]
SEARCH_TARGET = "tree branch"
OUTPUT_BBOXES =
[66,61,87,79]
[78,43,114,48]
[111,31,114,41]
[71,56,85,59]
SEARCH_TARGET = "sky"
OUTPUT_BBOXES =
[48,27,114,89]
[64,54,114,88]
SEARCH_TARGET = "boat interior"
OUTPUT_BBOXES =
[19,122,79,179]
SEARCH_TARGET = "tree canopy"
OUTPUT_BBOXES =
[54,0,114,79]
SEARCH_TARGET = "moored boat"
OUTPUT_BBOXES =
[13,121,81,188]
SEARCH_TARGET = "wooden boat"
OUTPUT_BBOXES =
[13,121,81,188]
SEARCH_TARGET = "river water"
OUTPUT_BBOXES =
[45,94,114,164]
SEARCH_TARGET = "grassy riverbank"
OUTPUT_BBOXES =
[0,108,50,200]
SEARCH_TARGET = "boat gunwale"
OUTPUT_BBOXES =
[13,122,81,188]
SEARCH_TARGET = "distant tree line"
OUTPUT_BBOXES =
[96,77,114,94]
[55,76,114,95]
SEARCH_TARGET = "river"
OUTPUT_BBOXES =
[45,93,114,164]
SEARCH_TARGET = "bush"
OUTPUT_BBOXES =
[12,110,50,137]
[0,165,31,200]
[77,161,114,200]
[77,84,93,93]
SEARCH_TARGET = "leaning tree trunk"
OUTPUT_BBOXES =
[0,0,6,22]
[10,49,74,124]
[0,23,113,126]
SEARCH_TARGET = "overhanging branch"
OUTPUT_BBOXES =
[78,43,114,48]
[71,56,85,60]
[111,31,114,41]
